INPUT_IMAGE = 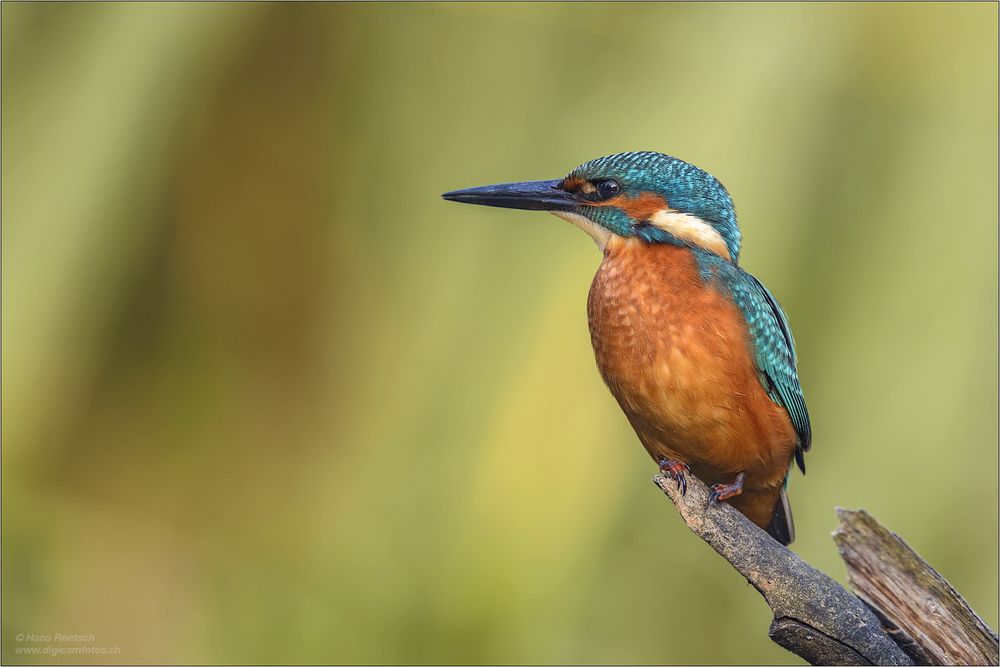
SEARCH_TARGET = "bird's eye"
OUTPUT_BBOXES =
[596,180,620,200]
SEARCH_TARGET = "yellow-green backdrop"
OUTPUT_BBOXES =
[3,3,997,664]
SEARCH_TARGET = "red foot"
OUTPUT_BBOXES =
[658,458,691,496]
[709,471,746,505]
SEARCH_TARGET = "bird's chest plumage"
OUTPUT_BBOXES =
[587,240,791,482]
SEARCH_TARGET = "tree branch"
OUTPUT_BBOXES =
[653,473,913,665]
[653,474,1000,665]
[833,509,999,666]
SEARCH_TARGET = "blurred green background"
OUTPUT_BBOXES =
[2,2,997,664]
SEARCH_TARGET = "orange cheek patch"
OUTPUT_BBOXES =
[593,192,670,221]
[560,176,594,193]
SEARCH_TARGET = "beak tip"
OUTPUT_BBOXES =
[441,180,575,212]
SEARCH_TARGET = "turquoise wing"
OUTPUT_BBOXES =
[731,270,812,473]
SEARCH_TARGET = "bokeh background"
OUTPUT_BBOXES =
[3,3,997,664]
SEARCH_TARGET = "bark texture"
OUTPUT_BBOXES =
[653,473,998,665]
[833,508,999,666]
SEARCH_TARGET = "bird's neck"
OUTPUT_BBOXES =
[605,233,734,285]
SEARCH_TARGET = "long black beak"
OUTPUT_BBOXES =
[442,179,577,212]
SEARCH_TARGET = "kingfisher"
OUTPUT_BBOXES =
[442,151,811,545]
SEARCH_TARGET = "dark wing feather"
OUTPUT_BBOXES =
[732,270,812,473]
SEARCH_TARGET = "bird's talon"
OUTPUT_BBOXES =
[658,458,690,496]
[708,472,746,506]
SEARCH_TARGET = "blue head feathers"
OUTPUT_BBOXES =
[563,151,741,261]
[443,151,741,262]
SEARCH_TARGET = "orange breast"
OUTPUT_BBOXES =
[587,238,796,493]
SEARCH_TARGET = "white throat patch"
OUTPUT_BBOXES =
[550,211,612,249]
[647,209,731,261]
[549,208,731,259]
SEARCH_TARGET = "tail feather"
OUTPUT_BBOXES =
[728,486,794,545]
[766,487,795,546]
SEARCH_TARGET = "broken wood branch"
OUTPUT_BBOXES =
[834,509,999,666]
[653,473,998,665]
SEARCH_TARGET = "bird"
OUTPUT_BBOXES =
[442,151,811,545]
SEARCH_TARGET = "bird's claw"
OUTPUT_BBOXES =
[708,472,746,506]
[658,458,690,496]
